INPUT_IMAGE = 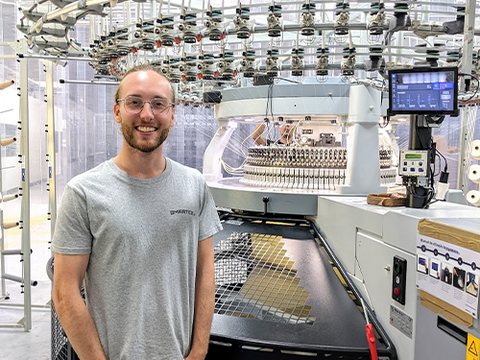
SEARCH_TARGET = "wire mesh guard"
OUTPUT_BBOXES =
[51,301,78,360]
[214,232,315,325]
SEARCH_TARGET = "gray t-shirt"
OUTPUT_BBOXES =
[52,158,223,360]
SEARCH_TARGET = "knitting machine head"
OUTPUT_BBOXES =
[203,81,395,213]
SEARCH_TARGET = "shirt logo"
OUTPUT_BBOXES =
[170,209,196,216]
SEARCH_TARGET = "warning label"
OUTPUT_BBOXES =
[467,334,480,360]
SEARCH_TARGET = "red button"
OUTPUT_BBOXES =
[394,288,400,296]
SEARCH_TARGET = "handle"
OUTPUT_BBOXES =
[366,324,378,360]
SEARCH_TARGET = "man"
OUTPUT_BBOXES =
[252,122,296,146]
[52,63,222,360]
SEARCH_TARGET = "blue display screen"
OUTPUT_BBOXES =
[389,67,458,115]
[432,263,438,271]
[419,258,426,265]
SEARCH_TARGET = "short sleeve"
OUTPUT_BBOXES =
[51,184,93,254]
[198,181,223,241]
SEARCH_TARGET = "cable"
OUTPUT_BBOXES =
[354,254,376,315]
[436,149,447,171]
[423,190,436,209]
[219,158,246,176]
[269,83,274,121]
[264,83,275,144]
[435,148,448,177]
[288,118,304,146]
[266,82,274,121]
[378,115,390,129]
[265,120,275,144]
[242,125,260,157]
[459,73,479,102]
[265,84,271,119]
[430,142,436,183]
[434,147,449,201]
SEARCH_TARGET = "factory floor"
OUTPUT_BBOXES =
[0,280,51,359]
[0,189,52,360]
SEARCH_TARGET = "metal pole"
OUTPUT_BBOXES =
[44,61,57,241]
[2,273,37,286]
[60,79,119,85]
[17,54,92,62]
[457,0,476,192]
[0,124,5,300]
[19,43,32,332]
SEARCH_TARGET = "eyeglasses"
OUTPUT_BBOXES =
[117,96,175,116]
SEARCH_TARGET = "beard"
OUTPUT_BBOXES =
[120,120,170,153]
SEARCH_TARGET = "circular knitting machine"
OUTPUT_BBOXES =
[14,0,480,359]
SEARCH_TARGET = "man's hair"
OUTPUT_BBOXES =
[114,63,176,104]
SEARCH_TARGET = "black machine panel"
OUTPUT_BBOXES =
[388,66,458,116]
[208,215,397,360]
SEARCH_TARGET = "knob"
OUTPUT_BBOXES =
[262,196,269,215]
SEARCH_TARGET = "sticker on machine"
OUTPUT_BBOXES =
[467,333,480,360]
[416,234,480,318]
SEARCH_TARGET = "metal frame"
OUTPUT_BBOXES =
[0,127,7,304]
[0,39,50,331]
[44,60,57,244]
[457,0,478,192]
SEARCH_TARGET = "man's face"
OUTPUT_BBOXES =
[114,70,175,153]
